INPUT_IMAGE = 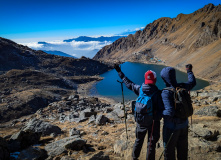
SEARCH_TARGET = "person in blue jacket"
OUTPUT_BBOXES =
[160,64,196,160]
[114,64,163,160]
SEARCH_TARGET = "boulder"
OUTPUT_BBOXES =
[60,156,75,160]
[59,114,78,123]
[72,117,88,123]
[106,112,121,122]
[68,95,79,101]
[9,130,41,150]
[64,138,86,150]
[112,107,125,118]
[45,136,86,156]
[114,103,123,110]
[88,115,96,124]
[18,147,47,160]
[0,137,10,160]
[96,114,109,125]
[194,106,219,116]
[190,124,220,141]
[102,107,113,113]
[80,108,97,118]
[23,118,62,136]
[69,128,80,137]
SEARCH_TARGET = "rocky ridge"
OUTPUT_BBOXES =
[0,37,112,122]
[93,3,221,82]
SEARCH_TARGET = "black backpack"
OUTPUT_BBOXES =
[164,87,193,119]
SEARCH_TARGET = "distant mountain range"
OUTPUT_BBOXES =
[22,28,143,58]
[63,36,126,42]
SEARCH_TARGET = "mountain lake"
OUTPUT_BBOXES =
[90,62,209,102]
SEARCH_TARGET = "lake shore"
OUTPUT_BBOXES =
[77,77,118,104]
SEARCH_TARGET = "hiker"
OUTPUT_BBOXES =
[160,64,196,160]
[114,64,163,160]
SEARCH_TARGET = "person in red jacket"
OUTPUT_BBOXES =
[114,64,163,160]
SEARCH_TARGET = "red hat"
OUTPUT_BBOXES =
[144,70,157,84]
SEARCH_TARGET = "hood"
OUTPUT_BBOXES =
[141,83,158,95]
[160,67,177,88]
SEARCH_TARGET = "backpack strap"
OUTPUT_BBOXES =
[139,85,144,96]
[163,87,175,92]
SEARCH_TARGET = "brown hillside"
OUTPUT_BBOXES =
[93,3,221,82]
[0,37,112,122]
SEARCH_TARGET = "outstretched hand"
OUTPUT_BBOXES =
[114,64,121,72]
[185,64,193,71]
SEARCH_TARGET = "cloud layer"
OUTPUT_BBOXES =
[22,40,112,58]
[20,27,144,58]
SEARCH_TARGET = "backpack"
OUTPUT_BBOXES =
[135,86,157,116]
[164,87,193,119]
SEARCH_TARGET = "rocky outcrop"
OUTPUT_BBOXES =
[37,96,111,124]
[194,106,220,116]
[93,4,221,82]
[22,118,62,136]
[189,124,220,141]
[8,130,41,151]
[45,136,86,156]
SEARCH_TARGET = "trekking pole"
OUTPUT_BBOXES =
[188,90,193,128]
[147,120,155,160]
[117,80,128,140]
[159,132,174,160]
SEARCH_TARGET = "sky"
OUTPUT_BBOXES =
[0,0,220,43]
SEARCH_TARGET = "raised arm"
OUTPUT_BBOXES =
[182,64,196,91]
[114,64,140,96]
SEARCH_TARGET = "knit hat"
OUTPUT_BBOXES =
[144,70,157,84]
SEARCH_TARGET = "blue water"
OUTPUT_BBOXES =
[90,62,209,102]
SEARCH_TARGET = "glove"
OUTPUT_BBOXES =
[114,64,121,72]
[185,64,193,72]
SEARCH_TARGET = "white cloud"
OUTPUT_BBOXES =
[21,42,43,49]
[70,41,112,50]
[135,27,145,31]
[21,40,112,58]
[47,40,66,45]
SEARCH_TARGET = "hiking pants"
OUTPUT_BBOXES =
[132,121,160,160]
[163,126,188,160]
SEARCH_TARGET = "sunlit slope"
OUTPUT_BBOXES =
[94,4,221,81]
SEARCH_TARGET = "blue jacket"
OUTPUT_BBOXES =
[118,71,164,123]
[160,67,196,130]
